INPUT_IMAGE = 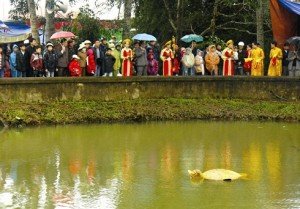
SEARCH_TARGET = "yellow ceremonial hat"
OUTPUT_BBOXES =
[122,38,131,45]
[226,40,234,46]
[164,40,172,47]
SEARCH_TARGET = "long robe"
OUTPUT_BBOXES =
[160,48,174,76]
[121,48,133,77]
[112,49,121,76]
[221,47,234,76]
[268,47,283,77]
[251,47,265,76]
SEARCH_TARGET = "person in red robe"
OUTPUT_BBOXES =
[86,48,96,76]
[222,40,235,76]
[68,55,82,77]
[160,40,174,76]
[121,39,133,77]
[172,44,180,76]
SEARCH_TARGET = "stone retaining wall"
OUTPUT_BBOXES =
[0,77,299,102]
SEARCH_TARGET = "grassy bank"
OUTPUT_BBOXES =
[0,98,299,127]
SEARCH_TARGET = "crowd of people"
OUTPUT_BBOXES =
[0,36,299,78]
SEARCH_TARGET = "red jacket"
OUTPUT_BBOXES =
[86,49,96,75]
[68,59,82,77]
[30,53,43,71]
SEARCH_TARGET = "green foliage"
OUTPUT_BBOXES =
[134,0,272,45]
[66,5,102,43]
[9,0,29,20]
[203,36,226,48]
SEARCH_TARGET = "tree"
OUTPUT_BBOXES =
[66,5,101,43]
[104,0,135,39]
[9,0,28,20]
[10,0,77,42]
[134,0,272,44]
[123,0,133,39]
[45,0,78,42]
[27,0,40,43]
[256,0,264,48]
[45,0,56,42]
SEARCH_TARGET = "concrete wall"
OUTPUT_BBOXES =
[0,77,299,102]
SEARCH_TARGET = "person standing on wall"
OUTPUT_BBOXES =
[205,45,220,76]
[110,43,122,77]
[86,45,96,76]
[287,44,300,77]
[68,55,82,77]
[78,43,87,76]
[67,39,76,65]
[147,41,160,63]
[250,42,265,76]
[121,39,133,77]
[103,48,116,77]
[100,37,108,76]
[55,38,69,77]
[0,45,5,78]
[93,40,102,77]
[236,42,247,75]
[282,43,290,76]
[24,38,37,77]
[268,41,283,77]
[243,44,252,76]
[181,48,195,76]
[135,41,148,76]
[44,43,59,78]
[30,45,44,77]
[160,40,174,77]
[9,45,19,78]
[194,50,205,76]
[16,43,27,77]
[147,49,159,76]
[222,40,235,76]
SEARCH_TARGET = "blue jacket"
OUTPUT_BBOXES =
[10,52,17,71]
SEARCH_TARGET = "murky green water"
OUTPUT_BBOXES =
[0,121,299,209]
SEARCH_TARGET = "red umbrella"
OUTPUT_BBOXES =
[50,31,75,40]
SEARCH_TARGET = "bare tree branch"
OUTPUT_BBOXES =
[220,21,256,26]
[216,26,257,35]
[190,24,196,34]
[162,0,177,32]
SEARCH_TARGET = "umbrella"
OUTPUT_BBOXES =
[50,31,75,40]
[286,36,300,46]
[180,34,203,43]
[132,33,157,41]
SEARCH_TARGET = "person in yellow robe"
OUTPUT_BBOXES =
[268,41,283,76]
[250,42,265,76]
[109,43,122,76]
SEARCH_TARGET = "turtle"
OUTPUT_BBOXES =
[188,169,247,181]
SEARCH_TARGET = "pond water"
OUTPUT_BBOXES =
[0,121,299,209]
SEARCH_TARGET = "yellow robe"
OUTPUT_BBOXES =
[268,47,283,77]
[251,47,265,76]
[112,49,121,76]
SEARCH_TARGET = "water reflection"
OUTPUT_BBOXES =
[0,122,299,209]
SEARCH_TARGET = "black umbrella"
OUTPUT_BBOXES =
[286,36,300,46]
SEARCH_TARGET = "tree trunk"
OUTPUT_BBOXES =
[162,0,177,39]
[256,0,264,48]
[123,0,133,39]
[175,0,183,41]
[45,0,56,42]
[201,0,218,36]
[27,0,40,43]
